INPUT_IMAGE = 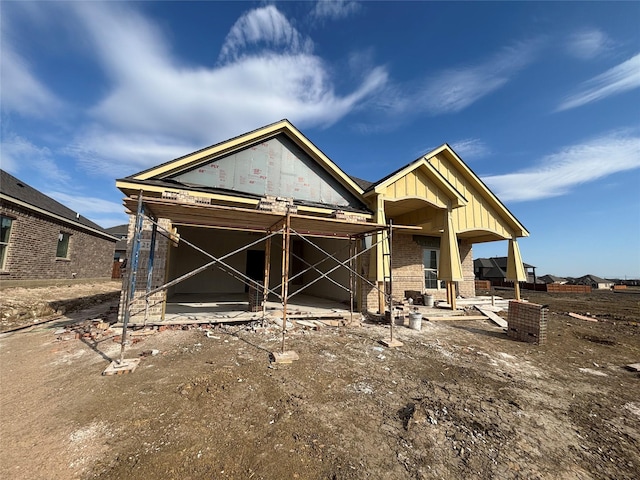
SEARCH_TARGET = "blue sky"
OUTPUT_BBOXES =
[1,1,639,279]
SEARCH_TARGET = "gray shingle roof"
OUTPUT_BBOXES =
[1,169,115,240]
[474,256,535,269]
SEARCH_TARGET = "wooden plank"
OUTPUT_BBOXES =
[426,315,487,322]
[380,338,403,348]
[475,306,508,328]
[271,350,299,364]
[102,358,141,376]
[317,320,342,327]
[295,320,319,329]
[624,363,640,372]
[130,329,157,337]
[568,312,598,322]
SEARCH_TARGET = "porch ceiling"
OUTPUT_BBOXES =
[123,196,418,238]
[384,197,443,218]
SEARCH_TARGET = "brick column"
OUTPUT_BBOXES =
[507,300,548,344]
[118,216,171,324]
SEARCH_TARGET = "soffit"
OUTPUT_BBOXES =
[122,196,417,238]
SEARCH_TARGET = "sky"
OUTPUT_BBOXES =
[1,1,639,279]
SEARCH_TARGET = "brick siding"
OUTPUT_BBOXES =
[118,216,170,324]
[458,240,475,298]
[0,203,114,282]
[507,300,548,345]
[360,234,476,312]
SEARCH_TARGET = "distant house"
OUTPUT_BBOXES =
[538,274,568,284]
[0,170,117,286]
[105,224,129,261]
[474,257,537,284]
[573,274,614,290]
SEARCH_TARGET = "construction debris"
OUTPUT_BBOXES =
[475,306,508,328]
[162,190,211,205]
[624,363,640,372]
[568,312,598,322]
[257,195,297,214]
[331,210,368,223]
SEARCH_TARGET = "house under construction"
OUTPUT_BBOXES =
[115,120,528,327]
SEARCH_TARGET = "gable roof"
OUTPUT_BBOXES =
[575,274,612,284]
[105,224,128,237]
[474,257,535,270]
[0,170,116,241]
[539,274,567,283]
[365,155,468,208]
[105,224,129,251]
[120,119,364,197]
[368,144,528,236]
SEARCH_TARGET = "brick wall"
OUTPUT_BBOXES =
[458,240,475,298]
[391,233,424,299]
[507,300,548,345]
[359,234,476,312]
[118,216,171,324]
[0,203,115,282]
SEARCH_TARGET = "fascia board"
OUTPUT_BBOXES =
[130,120,365,198]
[133,121,290,180]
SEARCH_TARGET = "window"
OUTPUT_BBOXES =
[423,247,441,289]
[56,232,71,259]
[0,216,13,269]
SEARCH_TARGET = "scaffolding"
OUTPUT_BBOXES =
[118,192,400,364]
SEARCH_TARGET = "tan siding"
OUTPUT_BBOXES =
[432,153,512,239]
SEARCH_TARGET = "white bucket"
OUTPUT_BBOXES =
[423,294,434,307]
[409,312,422,331]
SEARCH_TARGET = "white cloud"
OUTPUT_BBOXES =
[312,1,361,20]
[565,29,613,60]
[44,191,129,228]
[0,133,70,183]
[482,130,640,202]
[64,3,387,174]
[450,138,490,159]
[45,191,125,216]
[0,43,63,117]
[219,6,313,63]
[556,53,640,111]
[65,126,199,177]
[418,41,540,114]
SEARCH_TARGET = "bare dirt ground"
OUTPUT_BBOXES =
[0,281,122,332]
[0,286,639,479]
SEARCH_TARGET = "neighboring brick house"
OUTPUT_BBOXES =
[105,224,128,261]
[115,120,528,322]
[538,274,567,284]
[573,274,614,290]
[0,170,117,285]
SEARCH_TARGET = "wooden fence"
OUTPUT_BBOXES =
[482,280,593,293]
[111,261,122,279]
[545,284,592,293]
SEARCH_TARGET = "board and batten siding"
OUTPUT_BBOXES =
[382,168,449,209]
[429,153,513,239]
